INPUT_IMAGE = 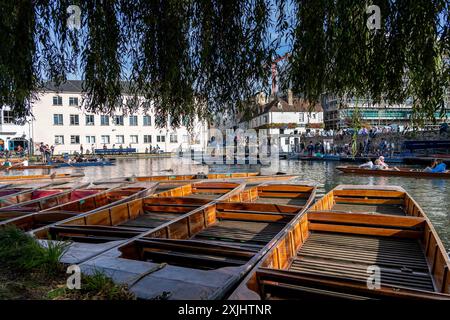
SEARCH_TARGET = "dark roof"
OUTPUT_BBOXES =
[41,80,134,94]
[237,97,322,123]
[42,80,84,93]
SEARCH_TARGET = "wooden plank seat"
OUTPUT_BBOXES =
[253,268,448,300]
[331,203,406,216]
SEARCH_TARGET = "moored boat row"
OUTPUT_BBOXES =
[0,171,448,300]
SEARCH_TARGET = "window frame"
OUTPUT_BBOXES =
[53,114,64,126]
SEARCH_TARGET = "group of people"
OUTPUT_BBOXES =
[38,143,54,163]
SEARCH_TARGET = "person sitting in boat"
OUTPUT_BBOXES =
[372,159,387,170]
[424,159,447,173]
[21,158,29,166]
[377,156,389,169]
[358,158,374,169]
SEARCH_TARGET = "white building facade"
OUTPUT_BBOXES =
[237,95,324,153]
[28,81,208,155]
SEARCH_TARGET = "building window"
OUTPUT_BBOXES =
[130,135,138,144]
[3,111,14,124]
[156,135,165,143]
[170,134,178,143]
[54,135,64,145]
[100,115,109,126]
[116,135,124,144]
[53,96,63,106]
[263,115,268,123]
[70,114,79,125]
[70,135,80,144]
[85,115,95,126]
[86,136,96,144]
[280,129,284,134]
[101,135,110,144]
[144,135,152,143]
[53,114,63,125]
[114,115,124,126]
[129,115,138,126]
[143,115,151,126]
[69,97,78,106]
[299,113,304,122]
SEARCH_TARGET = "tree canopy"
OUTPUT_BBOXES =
[0,0,449,127]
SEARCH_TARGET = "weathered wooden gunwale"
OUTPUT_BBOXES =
[228,185,450,300]
[337,166,450,178]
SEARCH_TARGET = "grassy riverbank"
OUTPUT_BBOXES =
[0,226,134,300]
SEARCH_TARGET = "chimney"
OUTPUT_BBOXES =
[288,89,293,106]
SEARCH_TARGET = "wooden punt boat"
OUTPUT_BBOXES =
[92,172,298,185]
[0,183,80,209]
[1,164,57,171]
[77,183,317,300]
[0,173,85,184]
[0,183,97,221]
[228,185,450,300]
[54,161,114,168]
[1,183,158,232]
[336,166,450,178]
[33,182,245,264]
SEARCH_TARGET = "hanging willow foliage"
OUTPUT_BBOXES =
[0,0,448,127]
[287,0,449,124]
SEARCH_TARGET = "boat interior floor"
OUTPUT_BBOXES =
[192,219,286,249]
[254,197,308,206]
[289,232,434,292]
[330,203,405,216]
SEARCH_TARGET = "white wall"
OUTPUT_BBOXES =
[0,106,32,151]
[31,92,208,154]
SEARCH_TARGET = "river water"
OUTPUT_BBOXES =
[7,157,450,250]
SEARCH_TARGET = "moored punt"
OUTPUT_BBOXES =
[228,185,450,300]
[1,164,57,171]
[54,161,114,168]
[78,183,316,299]
[0,173,85,184]
[33,182,244,264]
[1,183,157,232]
[93,172,298,185]
[336,166,450,178]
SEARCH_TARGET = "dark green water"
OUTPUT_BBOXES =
[8,157,450,251]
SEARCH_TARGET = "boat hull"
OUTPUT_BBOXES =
[336,166,450,178]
